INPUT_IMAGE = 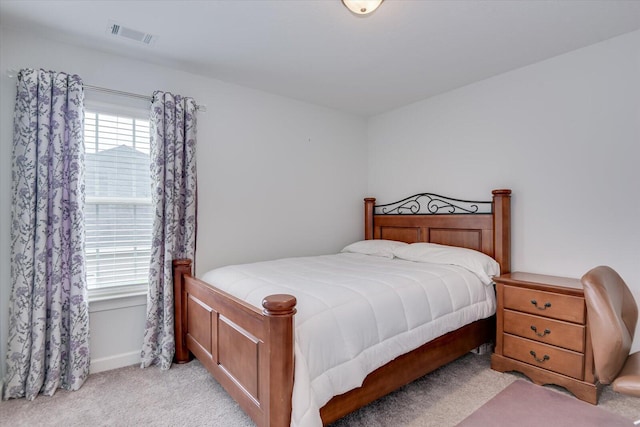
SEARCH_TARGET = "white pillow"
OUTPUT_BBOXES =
[341,239,408,259]
[392,242,500,285]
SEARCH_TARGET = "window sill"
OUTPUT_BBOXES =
[88,284,148,313]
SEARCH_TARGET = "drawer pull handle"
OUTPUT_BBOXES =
[529,350,550,363]
[530,299,551,310]
[530,325,551,337]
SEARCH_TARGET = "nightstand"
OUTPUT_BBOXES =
[490,272,601,404]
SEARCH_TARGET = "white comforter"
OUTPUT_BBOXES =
[201,252,496,427]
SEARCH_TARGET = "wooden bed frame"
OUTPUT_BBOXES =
[173,189,511,426]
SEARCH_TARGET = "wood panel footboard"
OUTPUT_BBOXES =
[173,259,296,427]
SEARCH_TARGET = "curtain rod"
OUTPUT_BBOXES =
[5,69,207,112]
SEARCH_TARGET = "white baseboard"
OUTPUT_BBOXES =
[470,342,494,355]
[90,350,140,374]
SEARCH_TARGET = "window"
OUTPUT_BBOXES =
[84,107,152,295]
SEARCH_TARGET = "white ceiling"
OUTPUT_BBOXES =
[1,0,640,116]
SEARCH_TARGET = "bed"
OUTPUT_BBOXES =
[173,189,511,426]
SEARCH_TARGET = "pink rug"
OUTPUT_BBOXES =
[457,380,633,427]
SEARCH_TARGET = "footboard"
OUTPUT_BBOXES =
[173,259,296,427]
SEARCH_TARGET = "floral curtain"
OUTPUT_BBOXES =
[3,69,90,400]
[141,91,197,369]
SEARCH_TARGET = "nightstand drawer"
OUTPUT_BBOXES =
[503,310,585,352]
[503,285,585,323]
[503,334,584,380]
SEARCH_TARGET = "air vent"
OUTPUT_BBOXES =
[106,21,156,46]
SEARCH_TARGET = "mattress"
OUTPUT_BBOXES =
[201,251,497,427]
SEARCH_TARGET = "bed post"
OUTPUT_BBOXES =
[263,294,297,427]
[173,258,193,364]
[364,197,376,240]
[492,189,512,274]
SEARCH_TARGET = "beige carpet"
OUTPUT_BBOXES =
[1,353,638,426]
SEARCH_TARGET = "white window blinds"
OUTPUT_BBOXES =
[85,110,152,290]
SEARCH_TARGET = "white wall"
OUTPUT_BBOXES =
[0,26,368,380]
[368,30,640,351]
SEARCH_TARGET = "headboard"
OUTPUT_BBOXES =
[364,189,511,274]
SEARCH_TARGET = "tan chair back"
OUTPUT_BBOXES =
[581,266,638,384]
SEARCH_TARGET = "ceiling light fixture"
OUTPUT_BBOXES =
[342,0,384,16]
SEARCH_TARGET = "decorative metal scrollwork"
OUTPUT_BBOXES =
[374,193,492,215]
